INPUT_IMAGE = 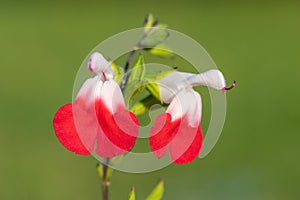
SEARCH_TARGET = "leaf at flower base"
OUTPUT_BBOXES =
[106,165,113,180]
[148,45,174,58]
[146,82,161,102]
[96,163,103,178]
[128,186,136,200]
[139,28,170,48]
[146,179,164,200]
[130,95,161,116]
[109,59,124,84]
[145,68,175,82]
[96,163,113,180]
[145,68,176,101]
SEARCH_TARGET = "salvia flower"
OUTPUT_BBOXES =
[53,52,139,157]
[150,70,235,164]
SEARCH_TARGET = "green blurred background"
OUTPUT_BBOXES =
[1,0,300,199]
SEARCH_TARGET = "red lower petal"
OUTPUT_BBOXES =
[170,121,203,164]
[53,104,93,155]
[150,113,203,164]
[150,113,180,158]
[95,100,139,156]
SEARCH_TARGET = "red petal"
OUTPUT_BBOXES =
[170,119,203,164]
[95,99,139,156]
[53,104,93,155]
[149,114,203,164]
[150,113,180,158]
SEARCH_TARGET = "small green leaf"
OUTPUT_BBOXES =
[128,55,146,83]
[139,28,170,48]
[109,59,124,84]
[146,179,164,200]
[124,55,147,106]
[144,68,176,102]
[145,68,175,81]
[124,80,147,106]
[148,45,174,58]
[146,82,161,102]
[106,165,113,180]
[144,14,167,30]
[96,163,113,180]
[128,187,136,200]
[96,163,102,179]
[156,24,168,28]
[144,13,154,29]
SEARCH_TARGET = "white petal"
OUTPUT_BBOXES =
[157,71,192,103]
[99,79,125,113]
[88,52,115,79]
[187,69,226,90]
[75,76,103,108]
[157,70,225,104]
[166,88,202,127]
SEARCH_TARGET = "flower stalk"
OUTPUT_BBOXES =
[97,158,112,200]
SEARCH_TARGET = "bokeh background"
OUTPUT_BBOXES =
[1,0,300,199]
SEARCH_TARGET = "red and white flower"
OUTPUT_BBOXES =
[53,52,139,157]
[150,69,235,164]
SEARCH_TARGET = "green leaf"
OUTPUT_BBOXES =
[139,28,170,48]
[109,59,124,84]
[130,95,161,116]
[144,13,154,29]
[128,55,146,83]
[145,82,161,102]
[96,163,103,179]
[124,55,147,106]
[144,68,176,102]
[148,45,174,58]
[124,80,147,107]
[146,179,164,200]
[106,165,113,180]
[156,24,168,28]
[145,68,175,81]
[96,163,113,180]
[144,14,167,30]
[128,187,136,200]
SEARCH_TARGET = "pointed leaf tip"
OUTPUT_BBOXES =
[129,55,146,82]
[128,186,136,200]
[148,45,174,58]
[144,14,154,28]
[146,179,164,200]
